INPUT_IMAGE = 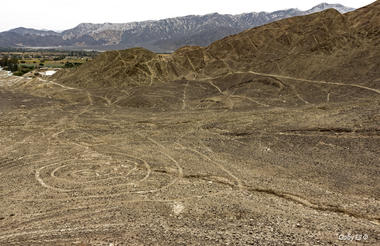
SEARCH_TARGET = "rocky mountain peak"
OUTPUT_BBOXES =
[0,3,356,52]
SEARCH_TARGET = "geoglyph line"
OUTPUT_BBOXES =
[0,223,124,241]
[240,71,380,95]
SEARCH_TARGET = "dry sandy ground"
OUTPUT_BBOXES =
[0,70,379,245]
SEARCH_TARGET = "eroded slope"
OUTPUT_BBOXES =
[55,2,379,89]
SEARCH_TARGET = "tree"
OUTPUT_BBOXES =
[8,56,19,72]
[0,55,9,67]
[64,62,74,68]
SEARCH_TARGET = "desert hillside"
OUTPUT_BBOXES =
[55,1,379,89]
[0,1,379,245]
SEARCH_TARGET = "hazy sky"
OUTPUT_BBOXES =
[0,0,375,32]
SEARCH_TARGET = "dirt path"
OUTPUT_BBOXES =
[239,70,380,95]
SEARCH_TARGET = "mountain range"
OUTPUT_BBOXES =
[0,3,354,52]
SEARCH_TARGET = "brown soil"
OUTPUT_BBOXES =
[1,67,379,245]
[0,2,379,245]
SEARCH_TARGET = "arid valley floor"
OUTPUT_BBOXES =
[1,2,380,244]
[0,67,379,245]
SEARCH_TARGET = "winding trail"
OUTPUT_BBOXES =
[181,81,189,110]
[177,143,244,190]
[198,70,379,95]
[238,70,380,95]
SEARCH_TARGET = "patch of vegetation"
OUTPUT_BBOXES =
[0,49,96,75]
[0,55,19,72]
[64,62,82,68]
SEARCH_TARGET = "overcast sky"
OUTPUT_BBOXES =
[0,0,375,32]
